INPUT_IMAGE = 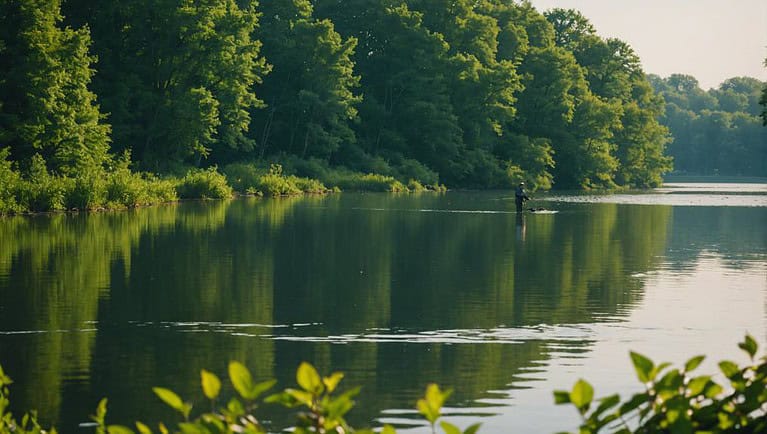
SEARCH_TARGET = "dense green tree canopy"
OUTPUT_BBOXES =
[63,0,270,171]
[650,73,767,176]
[0,0,110,175]
[1,0,760,191]
[252,0,360,161]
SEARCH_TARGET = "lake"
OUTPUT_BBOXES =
[1,184,766,433]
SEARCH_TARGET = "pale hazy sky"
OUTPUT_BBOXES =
[529,0,767,90]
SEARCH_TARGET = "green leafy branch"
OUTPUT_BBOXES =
[554,334,767,433]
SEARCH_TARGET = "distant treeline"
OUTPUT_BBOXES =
[0,0,688,195]
[650,74,767,177]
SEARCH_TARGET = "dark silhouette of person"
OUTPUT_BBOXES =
[515,182,530,212]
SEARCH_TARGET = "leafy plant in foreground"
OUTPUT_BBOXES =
[2,335,764,433]
[85,361,472,434]
[0,364,56,434]
[555,334,767,433]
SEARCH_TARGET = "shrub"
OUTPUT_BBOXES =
[0,148,23,214]
[104,154,151,207]
[0,365,53,433]
[176,167,233,199]
[555,334,767,433]
[144,176,178,204]
[63,169,107,210]
[1,152,181,214]
[407,179,426,192]
[222,162,265,193]
[326,171,407,192]
[105,171,178,208]
[15,155,66,212]
[292,176,328,194]
[223,163,330,196]
[88,362,473,434]
[272,155,332,181]
[257,173,303,196]
[1,335,764,434]
[393,158,440,186]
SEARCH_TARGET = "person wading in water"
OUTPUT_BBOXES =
[515,182,530,212]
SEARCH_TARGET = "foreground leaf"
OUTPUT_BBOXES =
[200,369,221,400]
[630,352,654,383]
[296,362,322,394]
[570,379,594,413]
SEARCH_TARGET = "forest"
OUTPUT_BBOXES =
[0,0,765,214]
[650,74,767,177]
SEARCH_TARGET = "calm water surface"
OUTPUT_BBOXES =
[1,185,766,433]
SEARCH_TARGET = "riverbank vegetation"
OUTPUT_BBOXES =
[1,335,764,433]
[1,1,764,216]
[0,1,675,212]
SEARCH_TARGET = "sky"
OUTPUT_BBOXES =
[528,0,767,90]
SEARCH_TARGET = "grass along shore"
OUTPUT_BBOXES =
[0,153,446,216]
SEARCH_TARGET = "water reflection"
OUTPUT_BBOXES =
[0,191,764,432]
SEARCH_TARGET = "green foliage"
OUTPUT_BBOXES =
[407,179,427,192]
[391,158,440,187]
[0,364,57,434]
[255,164,305,197]
[176,168,234,200]
[222,163,331,196]
[650,73,766,176]
[0,152,179,214]
[266,362,360,433]
[221,163,266,193]
[0,148,22,214]
[555,334,767,433]
[0,0,110,176]
[1,0,687,190]
[326,172,408,193]
[15,154,66,212]
[82,361,470,434]
[61,0,270,170]
[2,335,765,433]
[62,168,108,210]
[0,358,478,434]
[254,0,361,160]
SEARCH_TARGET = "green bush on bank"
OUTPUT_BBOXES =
[0,151,181,215]
[175,167,233,200]
[0,150,450,215]
[105,155,178,207]
[272,154,446,193]
[325,171,407,192]
[0,149,23,214]
[0,335,764,433]
[222,163,332,196]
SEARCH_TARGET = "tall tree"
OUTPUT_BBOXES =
[316,1,463,179]
[0,0,110,174]
[545,8,671,187]
[409,0,524,187]
[253,0,361,160]
[64,0,270,170]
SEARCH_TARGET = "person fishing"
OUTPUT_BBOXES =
[515,182,530,212]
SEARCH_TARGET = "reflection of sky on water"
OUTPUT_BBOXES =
[549,183,767,207]
[386,256,767,433]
